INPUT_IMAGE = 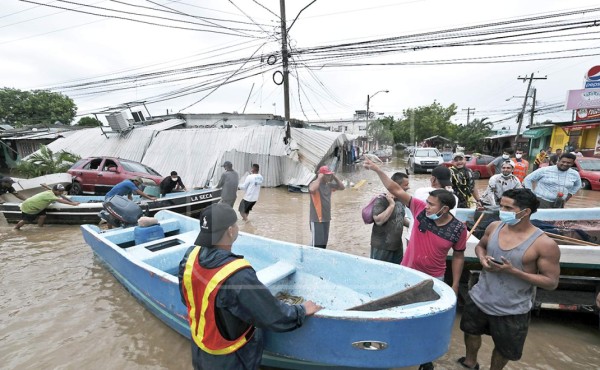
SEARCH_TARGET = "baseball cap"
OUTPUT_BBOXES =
[453,152,465,160]
[222,161,232,168]
[431,166,452,187]
[52,184,66,192]
[318,166,333,175]
[195,203,238,247]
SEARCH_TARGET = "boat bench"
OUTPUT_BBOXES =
[106,219,181,248]
[256,261,296,287]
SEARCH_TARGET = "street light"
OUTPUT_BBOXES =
[366,89,389,129]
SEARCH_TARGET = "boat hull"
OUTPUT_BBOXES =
[80,210,457,369]
[454,208,600,271]
[0,188,221,224]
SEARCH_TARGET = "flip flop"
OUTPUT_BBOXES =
[457,357,480,370]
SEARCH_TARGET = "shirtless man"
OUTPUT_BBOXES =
[458,188,560,370]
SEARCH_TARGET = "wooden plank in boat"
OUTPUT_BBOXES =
[348,279,440,311]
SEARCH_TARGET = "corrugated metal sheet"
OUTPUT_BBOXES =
[137,119,185,131]
[43,127,155,162]
[45,125,350,188]
[4,132,64,140]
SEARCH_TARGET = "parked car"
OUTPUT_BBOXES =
[406,148,444,174]
[540,157,600,191]
[442,153,496,179]
[68,157,163,195]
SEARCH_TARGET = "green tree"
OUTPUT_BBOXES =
[0,88,77,127]
[77,116,102,127]
[456,118,493,152]
[392,102,458,144]
[14,145,80,177]
[366,116,395,144]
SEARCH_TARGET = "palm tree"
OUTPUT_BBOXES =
[14,145,80,177]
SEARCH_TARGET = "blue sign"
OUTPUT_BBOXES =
[585,81,600,88]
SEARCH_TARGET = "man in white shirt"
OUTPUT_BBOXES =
[238,163,264,221]
[480,161,522,206]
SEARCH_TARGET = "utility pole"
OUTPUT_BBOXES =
[514,73,547,145]
[279,0,291,141]
[462,107,475,125]
[529,88,537,127]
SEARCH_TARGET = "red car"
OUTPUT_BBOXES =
[442,154,495,179]
[68,156,163,195]
[540,157,600,191]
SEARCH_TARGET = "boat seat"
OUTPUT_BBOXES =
[256,261,296,287]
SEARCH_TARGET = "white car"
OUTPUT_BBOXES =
[406,148,444,174]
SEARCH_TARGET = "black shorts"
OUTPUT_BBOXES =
[238,199,256,214]
[21,210,46,223]
[460,293,530,361]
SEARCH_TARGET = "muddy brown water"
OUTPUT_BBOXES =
[1,159,599,370]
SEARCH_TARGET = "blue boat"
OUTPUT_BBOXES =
[80,210,457,369]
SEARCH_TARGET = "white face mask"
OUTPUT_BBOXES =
[515,154,522,159]
[502,154,509,159]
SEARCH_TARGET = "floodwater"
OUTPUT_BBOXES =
[1,158,599,370]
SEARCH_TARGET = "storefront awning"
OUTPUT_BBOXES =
[562,122,600,132]
[521,127,552,139]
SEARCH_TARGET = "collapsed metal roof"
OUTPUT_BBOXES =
[44,124,352,187]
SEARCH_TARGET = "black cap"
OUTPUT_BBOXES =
[195,203,238,247]
[431,166,452,187]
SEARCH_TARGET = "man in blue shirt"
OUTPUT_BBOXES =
[523,152,581,208]
[105,177,157,201]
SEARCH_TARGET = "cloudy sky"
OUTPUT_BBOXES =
[2,0,600,129]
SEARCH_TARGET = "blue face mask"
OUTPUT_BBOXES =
[427,207,446,221]
[499,209,525,225]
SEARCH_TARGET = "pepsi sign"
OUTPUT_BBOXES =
[585,65,600,81]
[585,81,600,88]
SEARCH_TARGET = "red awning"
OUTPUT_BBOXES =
[562,122,600,132]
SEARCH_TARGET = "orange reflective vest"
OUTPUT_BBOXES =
[511,158,529,183]
[182,246,254,355]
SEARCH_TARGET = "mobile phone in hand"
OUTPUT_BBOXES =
[490,258,504,265]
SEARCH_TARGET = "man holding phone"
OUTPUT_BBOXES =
[458,188,560,370]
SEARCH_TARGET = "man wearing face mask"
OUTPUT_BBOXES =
[480,161,522,206]
[486,150,512,177]
[510,149,529,183]
[365,159,466,370]
[159,171,187,197]
[364,159,466,292]
[459,188,560,370]
[523,153,581,208]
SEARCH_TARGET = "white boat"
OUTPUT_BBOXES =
[5,173,73,198]
[454,208,600,270]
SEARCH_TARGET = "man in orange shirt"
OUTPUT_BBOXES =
[511,149,529,183]
[309,166,345,249]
